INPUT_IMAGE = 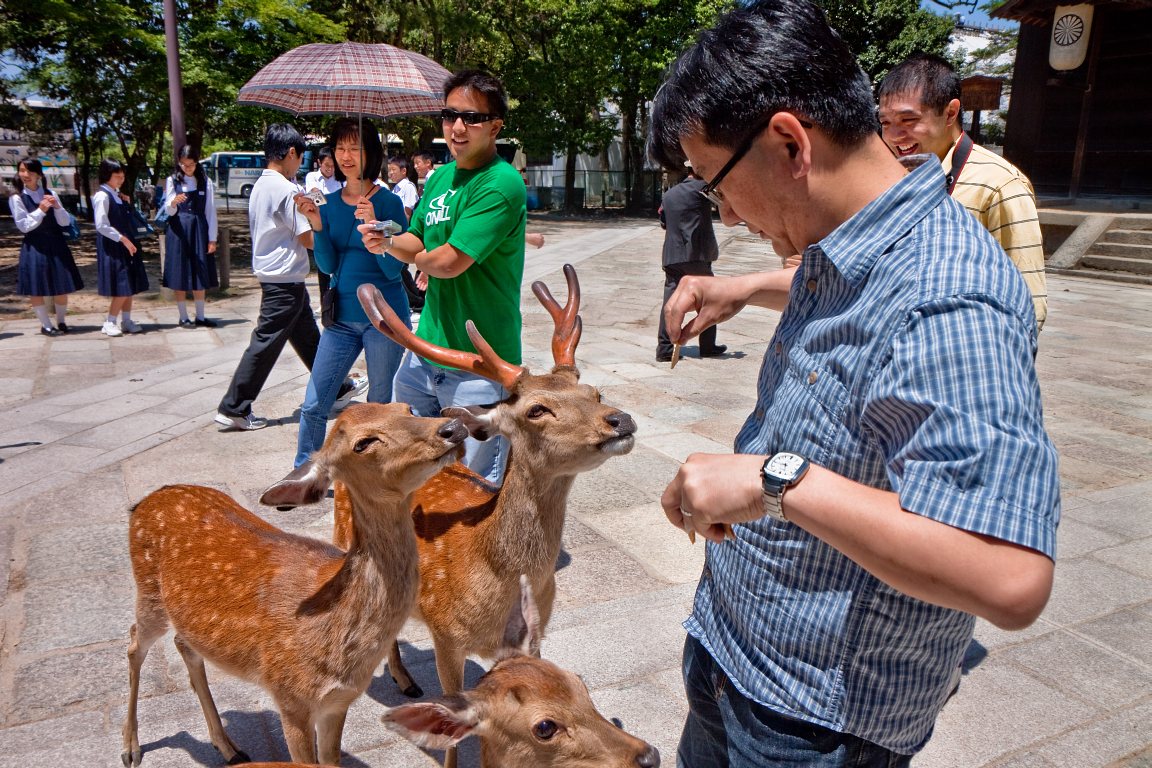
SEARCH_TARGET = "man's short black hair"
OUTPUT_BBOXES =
[264,123,306,161]
[330,117,383,183]
[648,0,877,170]
[413,150,435,164]
[443,69,508,119]
[316,146,334,165]
[389,155,409,172]
[877,53,961,114]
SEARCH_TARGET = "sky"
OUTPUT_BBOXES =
[921,0,1019,30]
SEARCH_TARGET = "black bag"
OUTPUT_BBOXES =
[320,288,337,328]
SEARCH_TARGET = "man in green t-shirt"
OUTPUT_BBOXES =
[360,69,526,484]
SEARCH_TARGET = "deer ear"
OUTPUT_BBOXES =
[259,460,330,509]
[380,699,480,750]
[441,405,497,441]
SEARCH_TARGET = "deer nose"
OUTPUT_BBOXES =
[636,745,660,767]
[605,411,637,435]
[440,419,468,443]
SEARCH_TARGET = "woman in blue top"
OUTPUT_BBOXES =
[290,117,410,469]
[8,157,83,336]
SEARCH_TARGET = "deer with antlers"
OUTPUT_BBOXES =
[121,404,468,767]
[321,265,636,768]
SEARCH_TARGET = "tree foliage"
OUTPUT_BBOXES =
[817,0,955,83]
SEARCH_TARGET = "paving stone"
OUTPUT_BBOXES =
[1043,558,1152,626]
[7,466,128,526]
[577,501,706,585]
[1092,535,1152,580]
[26,521,131,582]
[1073,609,1152,667]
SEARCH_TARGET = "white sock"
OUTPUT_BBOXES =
[34,305,52,329]
[194,299,206,320]
[176,301,189,322]
[106,314,118,326]
[55,305,67,324]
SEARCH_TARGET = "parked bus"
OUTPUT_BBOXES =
[201,151,265,198]
[0,98,80,212]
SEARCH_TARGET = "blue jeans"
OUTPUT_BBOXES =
[295,319,406,467]
[391,350,509,484]
[678,635,912,768]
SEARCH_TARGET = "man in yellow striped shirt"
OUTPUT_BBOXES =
[878,54,1047,330]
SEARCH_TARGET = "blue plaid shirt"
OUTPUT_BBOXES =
[685,161,1060,754]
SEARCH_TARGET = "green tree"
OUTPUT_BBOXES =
[817,0,955,83]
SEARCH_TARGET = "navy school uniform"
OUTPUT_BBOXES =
[95,187,149,297]
[162,176,219,291]
[13,189,84,296]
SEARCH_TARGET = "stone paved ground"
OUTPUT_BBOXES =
[0,218,1149,767]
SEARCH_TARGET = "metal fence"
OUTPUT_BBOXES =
[522,169,665,211]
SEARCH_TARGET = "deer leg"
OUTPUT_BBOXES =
[432,639,467,768]
[388,639,423,697]
[534,574,558,655]
[172,636,249,764]
[122,620,165,768]
[277,701,318,765]
[315,704,349,766]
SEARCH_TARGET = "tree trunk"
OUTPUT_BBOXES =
[564,146,579,212]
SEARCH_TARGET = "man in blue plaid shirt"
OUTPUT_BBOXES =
[649,1,1060,766]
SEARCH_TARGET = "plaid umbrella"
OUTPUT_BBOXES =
[237,42,450,119]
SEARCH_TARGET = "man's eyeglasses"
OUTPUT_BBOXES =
[441,108,499,126]
[698,117,812,207]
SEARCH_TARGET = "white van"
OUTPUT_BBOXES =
[202,151,265,198]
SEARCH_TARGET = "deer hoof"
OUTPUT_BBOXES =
[401,682,424,698]
[225,750,251,764]
[121,748,142,768]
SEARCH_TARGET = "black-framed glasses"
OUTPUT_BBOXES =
[440,108,498,125]
[698,117,812,207]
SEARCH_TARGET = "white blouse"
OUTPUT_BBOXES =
[92,185,125,242]
[164,175,219,241]
[8,186,71,234]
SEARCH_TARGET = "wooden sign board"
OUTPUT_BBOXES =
[962,76,1004,111]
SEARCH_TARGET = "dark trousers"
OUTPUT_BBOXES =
[658,261,719,356]
[678,636,912,768]
[218,282,320,417]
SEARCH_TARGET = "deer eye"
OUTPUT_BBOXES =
[526,404,552,419]
[533,719,558,740]
[353,436,379,453]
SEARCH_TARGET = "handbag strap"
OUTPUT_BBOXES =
[945,133,973,196]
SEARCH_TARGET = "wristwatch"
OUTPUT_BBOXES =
[761,452,810,522]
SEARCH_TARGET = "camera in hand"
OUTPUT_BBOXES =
[371,219,402,236]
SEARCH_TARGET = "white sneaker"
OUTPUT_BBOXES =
[214,412,268,431]
[102,321,123,337]
[121,319,144,334]
[334,375,370,410]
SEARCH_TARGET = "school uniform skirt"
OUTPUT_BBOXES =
[96,237,150,297]
[162,210,218,291]
[17,237,83,297]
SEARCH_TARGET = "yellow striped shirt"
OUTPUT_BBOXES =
[944,140,1047,330]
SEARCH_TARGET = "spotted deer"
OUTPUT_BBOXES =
[349,264,637,767]
[121,404,468,767]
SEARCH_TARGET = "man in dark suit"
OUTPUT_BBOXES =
[657,167,726,362]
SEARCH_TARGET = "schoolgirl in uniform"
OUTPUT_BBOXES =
[162,145,219,327]
[93,159,149,337]
[8,157,84,336]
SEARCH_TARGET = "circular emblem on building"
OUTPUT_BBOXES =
[1053,13,1085,46]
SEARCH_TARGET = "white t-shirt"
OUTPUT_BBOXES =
[248,169,311,282]
[391,177,419,212]
[304,170,343,196]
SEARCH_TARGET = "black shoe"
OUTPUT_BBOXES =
[40,326,62,337]
[57,322,69,333]
[194,318,218,328]
[655,352,673,363]
[178,319,196,329]
[700,345,728,358]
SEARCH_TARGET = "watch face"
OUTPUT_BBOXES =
[767,452,806,478]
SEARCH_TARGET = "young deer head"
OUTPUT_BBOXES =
[381,577,660,768]
[354,266,637,768]
[122,404,466,768]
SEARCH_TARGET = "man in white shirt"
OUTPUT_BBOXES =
[413,150,436,195]
[386,156,419,218]
[216,123,321,431]
[303,147,343,197]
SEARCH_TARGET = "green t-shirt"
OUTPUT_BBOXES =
[409,155,526,366]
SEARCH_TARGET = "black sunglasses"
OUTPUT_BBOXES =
[699,117,813,207]
[440,108,499,125]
